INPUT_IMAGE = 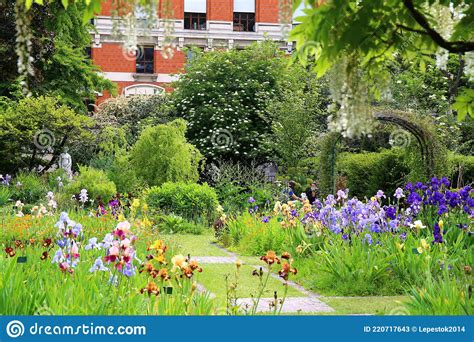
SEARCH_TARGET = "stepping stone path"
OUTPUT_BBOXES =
[236,297,333,314]
[193,256,238,264]
[191,242,334,314]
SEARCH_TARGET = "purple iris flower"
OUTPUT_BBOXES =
[56,238,67,248]
[389,220,399,230]
[394,188,405,199]
[342,234,349,240]
[433,222,443,244]
[399,232,407,241]
[370,223,382,233]
[261,216,270,223]
[85,237,100,251]
[99,234,114,249]
[89,257,108,272]
[247,197,256,203]
[384,206,396,219]
[440,177,450,187]
[71,224,82,237]
[407,191,422,204]
[52,249,63,264]
[0,174,11,186]
[364,234,373,245]
[437,204,448,215]
[122,263,135,277]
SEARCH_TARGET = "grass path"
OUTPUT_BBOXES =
[160,231,409,315]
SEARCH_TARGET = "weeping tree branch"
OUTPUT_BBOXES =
[402,0,474,53]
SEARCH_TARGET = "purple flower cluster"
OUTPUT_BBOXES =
[0,174,11,186]
[303,194,409,237]
[405,177,473,216]
[298,177,472,242]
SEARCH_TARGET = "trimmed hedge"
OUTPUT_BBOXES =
[447,153,474,187]
[337,149,409,199]
[327,150,473,198]
[145,182,219,223]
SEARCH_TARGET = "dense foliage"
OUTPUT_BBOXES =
[292,0,473,122]
[146,182,219,223]
[173,42,303,163]
[65,165,117,204]
[0,96,93,174]
[93,94,173,146]
[130,119,203,187]
[0,0,115,112]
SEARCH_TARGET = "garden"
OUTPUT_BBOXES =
[0,0,473,317]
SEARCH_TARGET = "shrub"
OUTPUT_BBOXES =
[154,214,205,235]
[337,148,409,198]
[93,94,172,146]
[66,166,116,204]
[172,41,304,163]
[11,172,48,204]
[146,182,219,223]
[107,153,142,193]
[447,153,474,186]
[47,168,70,191]
[130,119,203,187]
[0,96,93,173]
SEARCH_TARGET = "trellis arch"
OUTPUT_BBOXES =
[319,110,443,196]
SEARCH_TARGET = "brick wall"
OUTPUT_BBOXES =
[159,0,184,19]
[257,0,280,23]
[154,50,186,74]
[208,0,233,21]
[100,0,112,16]
[93,44,136,72]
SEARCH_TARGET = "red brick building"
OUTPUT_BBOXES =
[90,0,304,102]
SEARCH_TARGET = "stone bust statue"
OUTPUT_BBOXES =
[58,147,72,178]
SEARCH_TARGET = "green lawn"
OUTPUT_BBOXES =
[194,264,306,306]
[157,234,411,315]
[161,232,229,257]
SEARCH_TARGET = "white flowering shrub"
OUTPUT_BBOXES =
[172,41,299,163]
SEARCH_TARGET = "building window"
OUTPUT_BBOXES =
[233,12,255,32]
[124,84,165,96]
[85,47,92,59]
[184,12,207,30]
[136,46,154,74]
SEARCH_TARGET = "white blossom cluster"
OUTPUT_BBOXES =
[14,1,34,97]
[327,56,374,138]
[429,1,467,71]
[465,52,474,82]
[177,62,275,159]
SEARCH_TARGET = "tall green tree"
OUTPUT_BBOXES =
[292,0,474,121]
[130,119,203,187]
[0,96,94,174]
[172,41,305,164]
[0,0,115,112]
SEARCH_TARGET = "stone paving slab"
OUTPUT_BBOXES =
[193,256,238,264]
[236,297,334,313]
[193,243,334,313]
